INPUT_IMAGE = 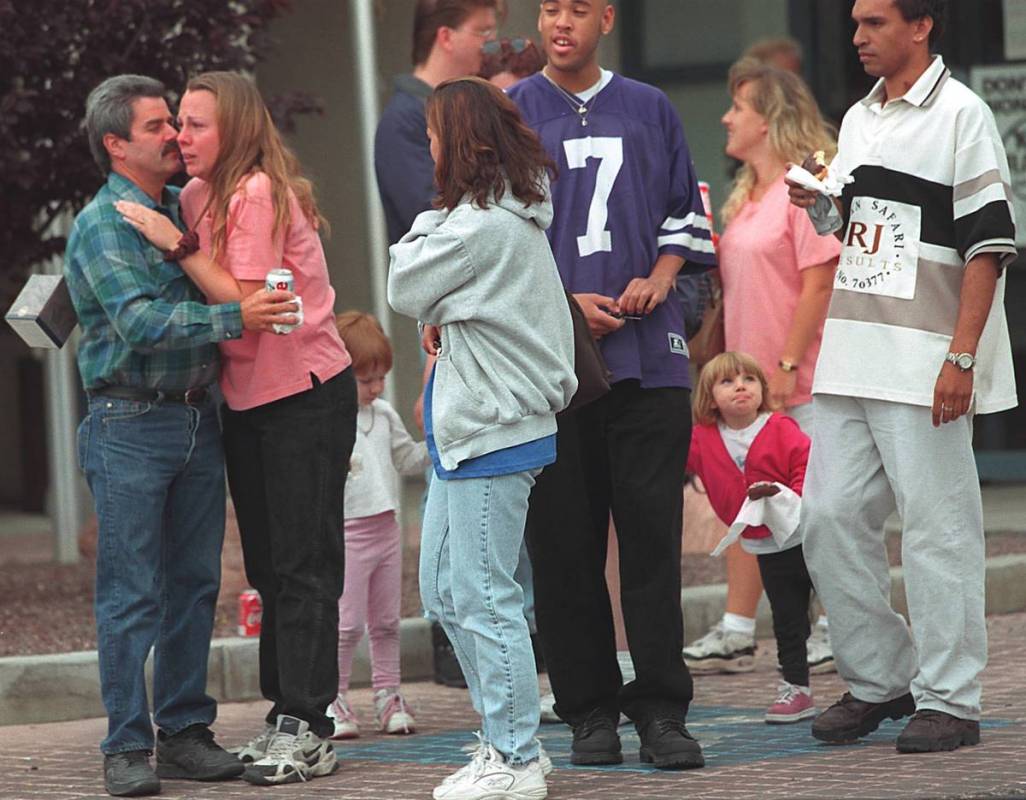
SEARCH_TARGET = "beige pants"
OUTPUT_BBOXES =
[802,394,986,720]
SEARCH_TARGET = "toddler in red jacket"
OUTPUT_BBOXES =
[688,352,817,724]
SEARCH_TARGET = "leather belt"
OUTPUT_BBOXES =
[89,385,210,406]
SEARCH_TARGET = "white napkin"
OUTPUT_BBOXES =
[710,482,802,557]
[785,163,853,198]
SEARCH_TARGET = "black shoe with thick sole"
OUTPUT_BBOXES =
[155,723,245,781]
[432,622,468,688]
[812,691,916,744]
[104,751,161,797]
[896,710,981,753]
[570,709,623,765]
[637,717,705,770]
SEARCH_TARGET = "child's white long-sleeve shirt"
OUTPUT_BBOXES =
[345,398,431,520]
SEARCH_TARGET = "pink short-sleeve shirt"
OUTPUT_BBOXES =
[718,177,841,407]
[181,173,351,410]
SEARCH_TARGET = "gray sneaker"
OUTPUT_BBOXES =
[241,714,337,786]
[155,724,244,781]
[103,750,160,797]
[682,622,756,674]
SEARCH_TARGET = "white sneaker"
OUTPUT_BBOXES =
[434,739,547,800]
[374,687,417,734]
[327,693,360,739]
[241,714,337,785]
[230,724,275,763]
[616,650,636,683]
[457,735,551,778]
[539,692,561,724]
[807,621,836,674]
[682,622,756,674]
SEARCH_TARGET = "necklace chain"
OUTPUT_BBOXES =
[542,71,601,127]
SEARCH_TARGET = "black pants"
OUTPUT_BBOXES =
[525,380,694,724]
[756,544,813,687]
[222,369,357,737]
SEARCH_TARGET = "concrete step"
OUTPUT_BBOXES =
[3,554,1025,727]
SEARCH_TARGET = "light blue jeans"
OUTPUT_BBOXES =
[420,470,541,764]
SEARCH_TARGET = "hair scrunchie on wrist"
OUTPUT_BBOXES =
[163,229,200,262]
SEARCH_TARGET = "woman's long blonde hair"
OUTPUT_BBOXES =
[185,71,327,262]
[721,58,836,225]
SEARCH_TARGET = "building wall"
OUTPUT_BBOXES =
[255,1,619,427]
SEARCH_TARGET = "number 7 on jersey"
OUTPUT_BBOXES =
[563,137,624,258]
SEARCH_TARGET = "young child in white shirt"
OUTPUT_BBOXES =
[327,312,431,738]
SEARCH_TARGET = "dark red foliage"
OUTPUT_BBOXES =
[0,0,321,309]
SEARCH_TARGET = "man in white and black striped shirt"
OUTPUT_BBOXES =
[788,0,1017,754]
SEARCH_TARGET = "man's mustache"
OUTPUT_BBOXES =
[162,141,182,157]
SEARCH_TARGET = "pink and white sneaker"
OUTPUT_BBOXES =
[326,693,360,739]
[765,681,817,724]
[375,688,417,735]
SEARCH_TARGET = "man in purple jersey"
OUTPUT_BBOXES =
[508,0,716,771]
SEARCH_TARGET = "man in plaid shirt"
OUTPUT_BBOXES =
[64,74,295,798]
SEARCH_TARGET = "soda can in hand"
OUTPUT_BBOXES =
[265,268,303,334]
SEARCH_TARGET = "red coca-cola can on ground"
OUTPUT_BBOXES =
[238,589,262,637]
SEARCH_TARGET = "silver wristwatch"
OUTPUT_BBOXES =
[945,352,976,371]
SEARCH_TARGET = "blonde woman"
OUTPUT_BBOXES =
[682,58,840,682]
[117,71,356,786]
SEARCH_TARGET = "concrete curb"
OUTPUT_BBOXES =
[3,554,1026,727]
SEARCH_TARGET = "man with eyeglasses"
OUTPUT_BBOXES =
[372,0,499,696]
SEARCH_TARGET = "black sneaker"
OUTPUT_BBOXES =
[637,717,705,770]
[103,750,160,797]
[156,723,245,781]
[432,621,468,688]
[896,710,981,753]
[570,708,622,765]
[812,692,915,744]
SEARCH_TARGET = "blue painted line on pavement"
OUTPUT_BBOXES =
[334,704,1014,772]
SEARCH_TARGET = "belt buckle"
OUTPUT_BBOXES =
[184,387,206,406]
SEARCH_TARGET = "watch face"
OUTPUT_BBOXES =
[957,354,974,370]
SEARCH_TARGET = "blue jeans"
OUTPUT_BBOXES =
[420,470,541,764]
[78,396,225,754]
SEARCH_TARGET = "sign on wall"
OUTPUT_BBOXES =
[972,64,1026,247]
[1005,0,1026,61]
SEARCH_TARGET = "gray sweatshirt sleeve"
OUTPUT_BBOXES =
[387,210,476,324]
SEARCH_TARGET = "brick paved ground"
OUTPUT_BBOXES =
[1,612,1024,800]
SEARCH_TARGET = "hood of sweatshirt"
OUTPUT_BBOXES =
[487,175,553,231]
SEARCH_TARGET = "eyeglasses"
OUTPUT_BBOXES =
[481,37,530,56]
[458,25,497,40]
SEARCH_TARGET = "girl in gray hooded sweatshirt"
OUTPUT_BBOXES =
[388,77,576,800]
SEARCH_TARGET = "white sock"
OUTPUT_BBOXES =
[722,612,756,636]
[816,615,829,629]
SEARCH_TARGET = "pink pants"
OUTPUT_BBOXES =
[337,510,402,692]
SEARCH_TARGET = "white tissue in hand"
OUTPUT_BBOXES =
[710,482,802,557]
[786,164,853,198]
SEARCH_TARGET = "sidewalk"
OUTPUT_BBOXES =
[2,612,1024,800]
